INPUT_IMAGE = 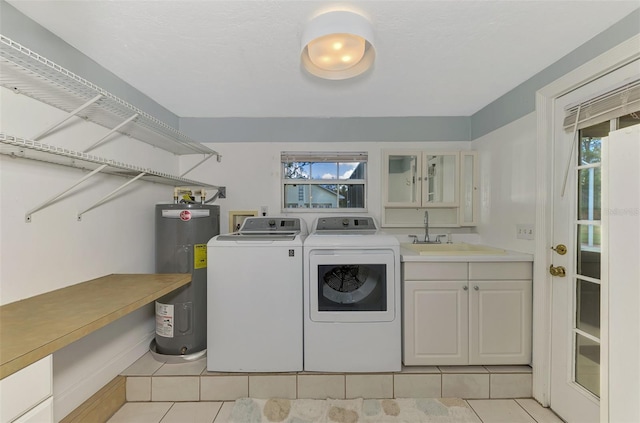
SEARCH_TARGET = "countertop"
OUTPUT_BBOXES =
[400,246,534,262]
[0,273,191,380]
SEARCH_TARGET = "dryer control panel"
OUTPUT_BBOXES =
[314,216,377,232]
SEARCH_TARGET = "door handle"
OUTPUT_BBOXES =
[549,265,566,277]
[551,244,567,255]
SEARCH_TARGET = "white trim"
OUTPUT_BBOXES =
[535,33,640,418]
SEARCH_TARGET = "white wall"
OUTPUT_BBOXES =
[473,112,537,253]
[180,141,472,235]
[0,87,180,420]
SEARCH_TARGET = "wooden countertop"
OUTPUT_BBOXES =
[0,273,191,380]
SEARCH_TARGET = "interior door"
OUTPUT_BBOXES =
[549,64,636,422]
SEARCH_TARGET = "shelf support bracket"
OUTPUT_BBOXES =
[84,113,139,153]
[180,153,217,178]
[25,164,108,222]
[77,172,146,221]
[32,94,103,141]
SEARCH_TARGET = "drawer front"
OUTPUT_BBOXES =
[0,356,52,423]
[469,262,532,280]
[403,262,468,281]
[13,398,53,423]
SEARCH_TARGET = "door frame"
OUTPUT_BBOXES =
[533,33,640,420]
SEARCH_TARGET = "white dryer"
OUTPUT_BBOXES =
[303,216,401,372]
[207,217,307,372]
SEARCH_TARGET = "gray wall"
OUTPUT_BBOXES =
[471,8,640,139]
[179,116,471,143]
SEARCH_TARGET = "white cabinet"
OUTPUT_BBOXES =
[403,261,532,366]
[383,151,459,208]
[12,398,53,423]
[0,355,53,423]
[382,150,477,227]
[459,151,479,226]
[468,262,532,365]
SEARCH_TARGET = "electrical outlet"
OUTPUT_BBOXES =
[516,224,535,240]
[260,206,268,216]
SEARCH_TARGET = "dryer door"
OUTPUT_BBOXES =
[308,250,396,322]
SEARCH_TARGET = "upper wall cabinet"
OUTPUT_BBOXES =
[382,150,478,227]
[383,151,459,208]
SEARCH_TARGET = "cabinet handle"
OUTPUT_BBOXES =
[474,286,479,291]
[463,285,468,291]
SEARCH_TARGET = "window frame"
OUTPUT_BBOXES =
[280,151,368,213]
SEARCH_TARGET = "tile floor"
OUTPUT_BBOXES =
[111,353,565,422]
[121,353,534,401]
[107,398,566,423]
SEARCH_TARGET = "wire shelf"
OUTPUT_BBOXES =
[0,34,217,156]
[0,133,220,189]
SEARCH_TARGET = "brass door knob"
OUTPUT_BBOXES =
[549,265,566,277]
[551,244,567,255]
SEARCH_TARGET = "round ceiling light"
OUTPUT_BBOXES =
[301,11,375,80]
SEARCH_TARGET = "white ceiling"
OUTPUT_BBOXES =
[7,1,640,118]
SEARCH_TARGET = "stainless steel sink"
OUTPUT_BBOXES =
[401,242,506,255]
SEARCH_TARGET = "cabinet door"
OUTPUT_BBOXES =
[0,356,52,423]
[403,281,468,365]
[468,280,532,365]
[383,151,422,207]
[422,152,459,207]
[459,151,478,226]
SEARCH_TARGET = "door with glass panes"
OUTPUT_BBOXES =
[550,63,639,423]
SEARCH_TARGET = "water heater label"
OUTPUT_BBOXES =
[155,302,174,338]
[194,244,207,269]
[161,209,211,219]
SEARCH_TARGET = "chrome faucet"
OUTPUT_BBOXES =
[423,210,430,243]
[409,210,445,244]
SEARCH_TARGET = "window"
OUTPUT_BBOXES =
[281,152,367,211]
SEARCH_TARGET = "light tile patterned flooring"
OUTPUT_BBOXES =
[107,399,565,423]
[122,353,535,401]
[111,353,565,422]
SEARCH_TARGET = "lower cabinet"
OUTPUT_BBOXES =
[13,398,53,423]
[403,261,532,366]
[0,355,53,423]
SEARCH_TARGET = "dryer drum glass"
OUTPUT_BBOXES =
[321,264,381,304]
[324,265,368,292]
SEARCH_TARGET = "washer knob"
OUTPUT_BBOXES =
[342,218,350,226]
[268,219,276,227]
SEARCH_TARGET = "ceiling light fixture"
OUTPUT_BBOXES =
[301,10,375,80]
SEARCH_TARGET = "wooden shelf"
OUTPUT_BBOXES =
[0,273,191,380]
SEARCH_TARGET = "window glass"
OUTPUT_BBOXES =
[282,154,367,211]
[576,224,600,280]
[577,167,601,221]
[617,111,640,129]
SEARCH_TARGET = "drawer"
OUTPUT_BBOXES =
[469,262,532,280]
[403,262,468,280]
[0,356,52,423]
[13,398,53,423]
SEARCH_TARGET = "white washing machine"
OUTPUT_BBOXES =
[303,216,401,372]
[207,217,307,372]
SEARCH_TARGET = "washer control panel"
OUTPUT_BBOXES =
[240,217,304,232]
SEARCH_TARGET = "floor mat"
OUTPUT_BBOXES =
[229,397,481,423]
